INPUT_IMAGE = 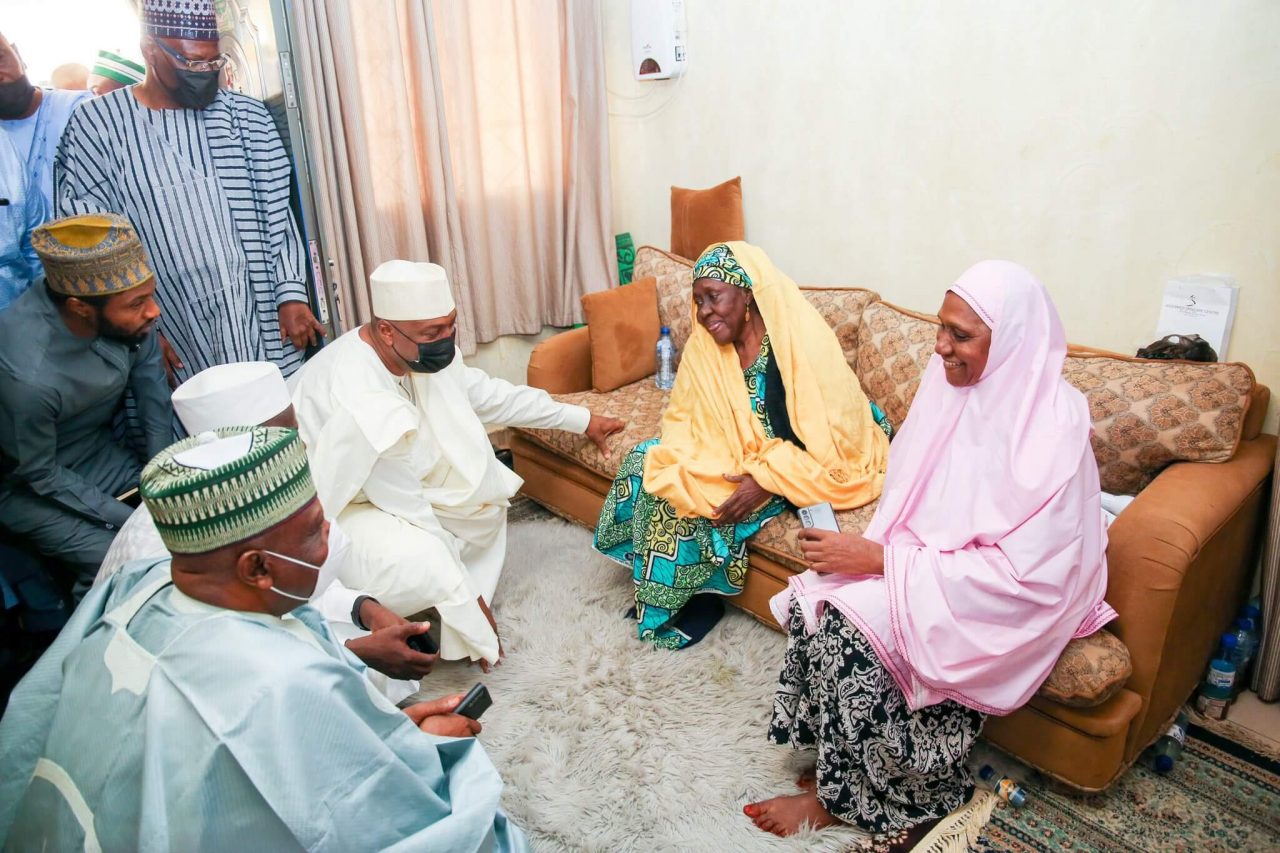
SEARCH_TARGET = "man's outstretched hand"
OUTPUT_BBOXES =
[585,412,625,458]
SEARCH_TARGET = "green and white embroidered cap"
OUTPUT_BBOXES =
[141,426,317,555]
[91,50,145,85]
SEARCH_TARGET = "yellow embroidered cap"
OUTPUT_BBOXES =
[32,213,152,298]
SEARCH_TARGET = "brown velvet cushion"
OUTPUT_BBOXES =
[581,277,660,393]
[1036,630,1133,708]
[670,176,745,261]
[1063,356,1254,494]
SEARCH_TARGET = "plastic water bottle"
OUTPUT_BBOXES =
[1244,594,1264,622]
[978,765,1027,808]
[1243,598,1262,624]
[1228,616,1259,697]
[655,327,676,390]
[1145,710,1190,774]
[1194,633,1237,720]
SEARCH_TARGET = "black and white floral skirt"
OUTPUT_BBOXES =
[769,602,984,834]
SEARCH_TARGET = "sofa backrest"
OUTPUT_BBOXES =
[634,245,880,367]
[852,299,1259,495]
[632,245,1262,494]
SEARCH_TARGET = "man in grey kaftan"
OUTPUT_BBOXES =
[0,215,170,597]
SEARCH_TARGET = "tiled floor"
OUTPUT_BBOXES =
[1229,689,1280,745]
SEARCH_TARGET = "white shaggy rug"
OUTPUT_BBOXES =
[420,517,881,852]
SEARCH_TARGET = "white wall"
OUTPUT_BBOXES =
[470,328,558,386]
[604,0,1280,431]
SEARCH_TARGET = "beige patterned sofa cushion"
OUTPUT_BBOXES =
[634,247,696,363]
[1036,630,1133,708]
[521,379,671,481]
[853,301,939,431]
[800,288,880,357]
[1063,357,1254,494]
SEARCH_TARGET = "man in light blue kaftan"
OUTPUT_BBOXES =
[0,32,91,216]
[0,130,42,310]
[0,427,526,852]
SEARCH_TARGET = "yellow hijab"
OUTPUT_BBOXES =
[642,242,888,517]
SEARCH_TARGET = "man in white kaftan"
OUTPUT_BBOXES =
[95,361,436,703]
[293,260,624,664]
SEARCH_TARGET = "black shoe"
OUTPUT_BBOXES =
[672,594,725,648]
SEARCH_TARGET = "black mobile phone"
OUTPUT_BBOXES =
[406,631,438,655]
[455,683,492,720]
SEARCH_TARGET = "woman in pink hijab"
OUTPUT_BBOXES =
[745,261,1116,849]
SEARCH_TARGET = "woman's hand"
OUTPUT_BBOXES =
[798,529,884,576]
[713,473,770,526]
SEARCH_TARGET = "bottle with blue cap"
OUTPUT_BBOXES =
[1145,709,1190,774]
[978,765,1027,807]
[1228,615,1259,698]
[655,327,676,390]
[1194,632,1237,720]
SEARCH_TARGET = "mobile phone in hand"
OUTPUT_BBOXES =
[406,631,438,655]
[455,683,492,720]
[798,501,840,532]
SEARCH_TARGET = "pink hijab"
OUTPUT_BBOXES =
[772,261,1116,715]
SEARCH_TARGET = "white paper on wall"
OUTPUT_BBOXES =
[1155,275,1239,360]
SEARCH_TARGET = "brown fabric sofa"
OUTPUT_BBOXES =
[510,246,1276,791]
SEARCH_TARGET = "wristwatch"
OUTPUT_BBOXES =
[351,594,379,631]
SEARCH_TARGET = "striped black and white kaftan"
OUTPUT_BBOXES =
[54,87,310,382]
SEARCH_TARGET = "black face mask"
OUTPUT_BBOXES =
[171,67,220,109]
[0,76,35,119]
[391,323,456,374]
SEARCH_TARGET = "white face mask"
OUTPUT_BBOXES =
[263,520,350,604]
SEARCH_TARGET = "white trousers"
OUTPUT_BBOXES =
[335,502,507,664]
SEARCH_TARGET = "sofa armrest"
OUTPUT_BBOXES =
[527,327,593,394]
[1103,435,1276,726]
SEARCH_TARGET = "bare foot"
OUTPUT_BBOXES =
[474,595,504,672]
[743,791,841,837]
[796,766,817,791]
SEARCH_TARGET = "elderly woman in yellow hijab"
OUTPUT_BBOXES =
[594,243,891,648]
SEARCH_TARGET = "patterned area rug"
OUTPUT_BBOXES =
[975,722,1280,852]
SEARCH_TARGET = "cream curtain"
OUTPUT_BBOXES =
[1252,441,1280,700]
[290,0,613,352]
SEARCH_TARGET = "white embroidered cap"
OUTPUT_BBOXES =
[370,260,455,321]
[172,362,292,435]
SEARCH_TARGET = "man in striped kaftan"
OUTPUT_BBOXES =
[52,0,324,387]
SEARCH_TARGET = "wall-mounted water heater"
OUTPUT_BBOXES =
[631,0,687,81]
